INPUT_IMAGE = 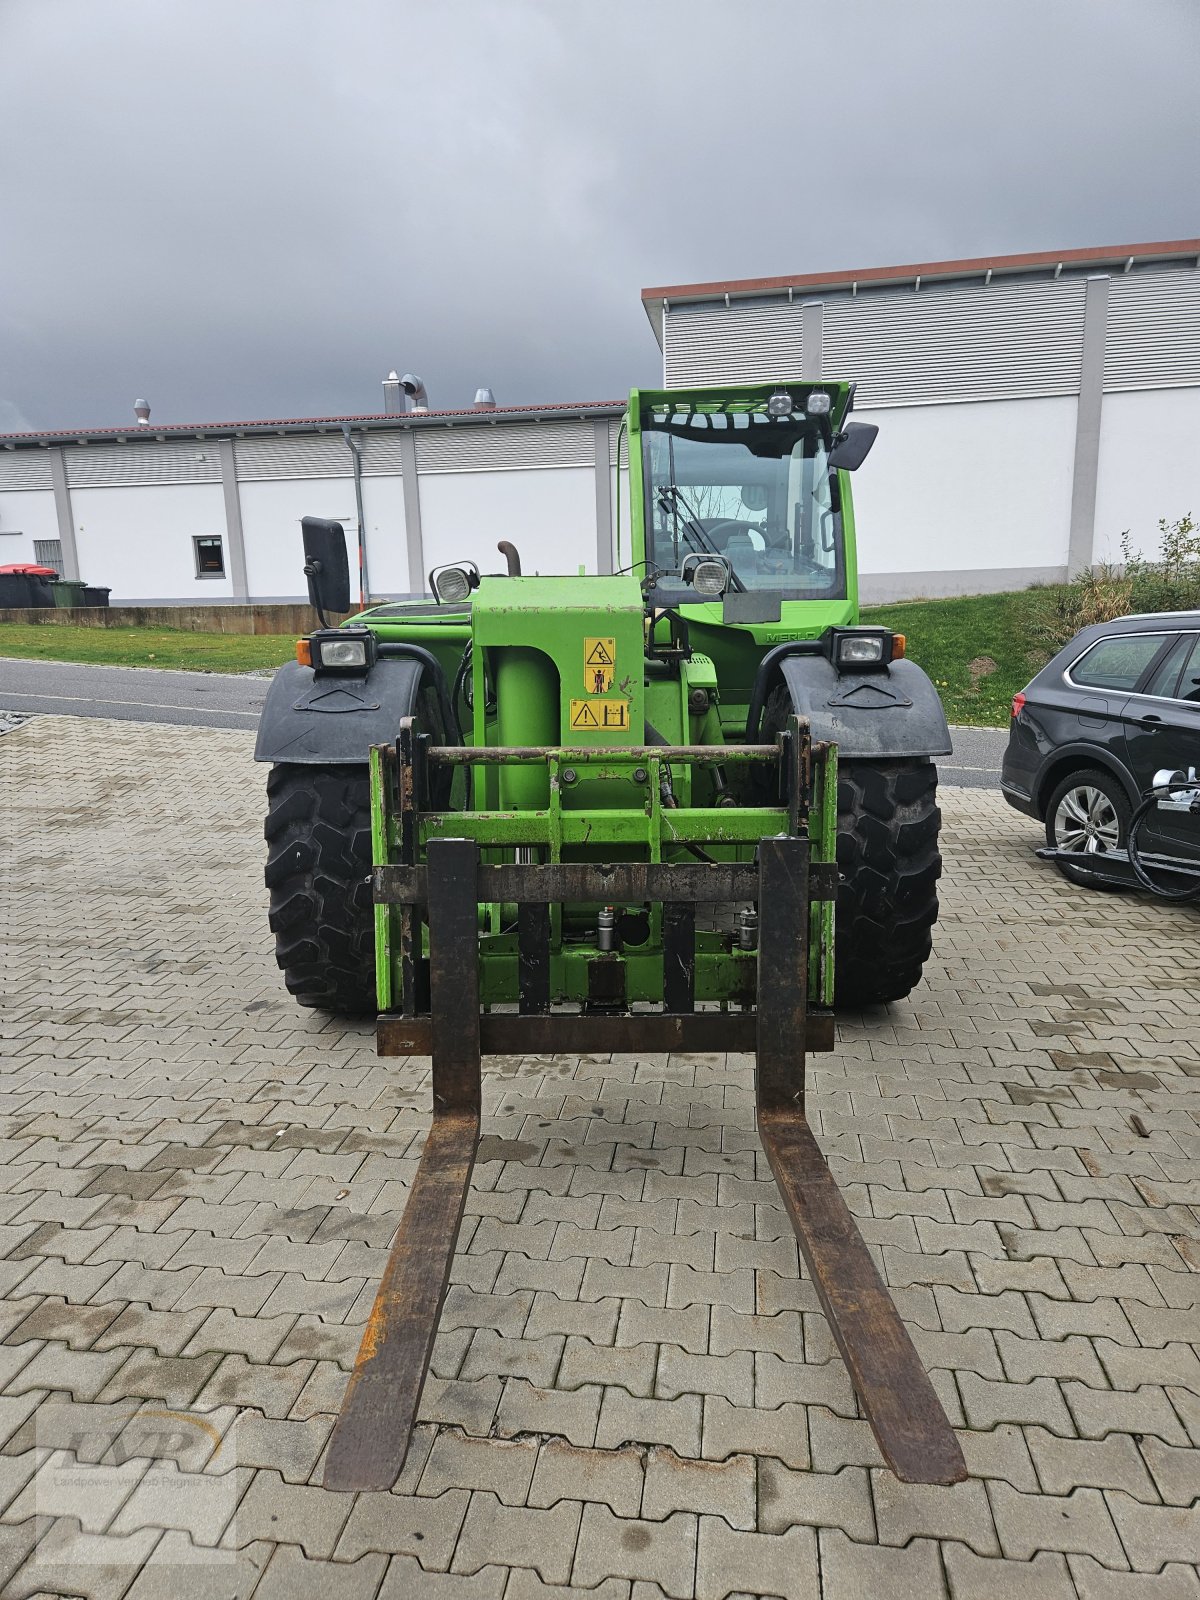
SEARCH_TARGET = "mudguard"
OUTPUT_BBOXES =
[253,657,424,764]
[778,655,952,760]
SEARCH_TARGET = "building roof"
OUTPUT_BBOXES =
[0,398,627,451]
[640,238,1200,346]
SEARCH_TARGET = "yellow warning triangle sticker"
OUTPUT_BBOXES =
[585,639,614,666]
[570,701,600,729]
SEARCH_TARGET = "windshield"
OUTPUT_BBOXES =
[642,409,844,599]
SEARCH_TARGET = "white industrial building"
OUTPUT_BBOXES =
[1,238,1197,605]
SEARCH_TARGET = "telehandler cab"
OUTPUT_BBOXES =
[255,380,962,1491]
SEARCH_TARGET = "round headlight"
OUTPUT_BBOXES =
[691,558,730,598]
[434,566,472,603]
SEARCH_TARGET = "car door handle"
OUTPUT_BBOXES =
[1137,714,1163,725]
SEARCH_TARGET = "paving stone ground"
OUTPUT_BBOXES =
[0,713,1197,1599]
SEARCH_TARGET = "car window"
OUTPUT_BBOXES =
[1140,634,1194,699]
[1175,635,1200,703]
[1070,633,1168,692]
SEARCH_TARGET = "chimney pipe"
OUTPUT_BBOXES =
[134,397,151,425]
[382,371,403,415]
[400,373,428,413]
[473,387,497,409]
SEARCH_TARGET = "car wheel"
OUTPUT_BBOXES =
[1044,768,1131,892]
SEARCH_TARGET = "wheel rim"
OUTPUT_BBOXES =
[1053,785,1121,854]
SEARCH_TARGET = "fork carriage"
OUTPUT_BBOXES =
[322,716,966,1492]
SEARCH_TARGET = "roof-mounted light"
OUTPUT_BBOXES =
[806,390,832,416]
[767,389,794,418]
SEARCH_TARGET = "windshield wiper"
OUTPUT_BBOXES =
[655,485,746,592]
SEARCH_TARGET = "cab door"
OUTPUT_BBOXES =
[1122,631,1200,857]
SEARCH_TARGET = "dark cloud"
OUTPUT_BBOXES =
[1,0,1197,429]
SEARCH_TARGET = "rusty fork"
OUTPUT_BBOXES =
[325,833,965,1492]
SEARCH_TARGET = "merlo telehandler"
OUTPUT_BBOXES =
[254,380,963,1490]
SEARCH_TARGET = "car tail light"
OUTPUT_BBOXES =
[1011,691,1026,720]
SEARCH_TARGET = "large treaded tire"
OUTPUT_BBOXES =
[835,759,942,1007]
[264,763,375,1014]
[759,686,942,1007]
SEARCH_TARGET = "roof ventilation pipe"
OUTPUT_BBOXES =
[134,398,151,425]
[473,387,496,409]
[401,374,428,413]
[382,371,403,415]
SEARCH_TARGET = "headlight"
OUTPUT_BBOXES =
[825,627,896,670]
[320,638,368,669]
[430,561,480,604]
[309,627,377,673]
[839,635,884,665]
[681,554,731,598]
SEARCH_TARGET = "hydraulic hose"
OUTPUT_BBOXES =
[1126,781,1200,902]
[375,641,462,745]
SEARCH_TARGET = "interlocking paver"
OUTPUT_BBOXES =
[4,719,1199,1600]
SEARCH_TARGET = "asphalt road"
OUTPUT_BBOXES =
[0,657,268,732]
[0,657,1009,785]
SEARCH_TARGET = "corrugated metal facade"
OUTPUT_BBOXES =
[822,276,1087,407]
[64,440,223,487]
[0,452,53,491]
[663,300,806,386]
[663,264,1200,405]
[234,435,352,480]
[1104,265,1200,391]
[414,419,595,473]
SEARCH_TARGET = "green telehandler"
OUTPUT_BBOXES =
[254,379,962,1491]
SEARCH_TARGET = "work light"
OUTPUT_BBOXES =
[430,562,480,604]
[307,627,377,674]
[806,391,832,416]
[767,389,794,417]
[681,554,731,598]
[823,626,903,670]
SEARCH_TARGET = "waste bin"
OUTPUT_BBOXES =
[81,586,111,608]
[51,580,89,608]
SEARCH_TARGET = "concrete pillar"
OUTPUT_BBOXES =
[218,438,250,600]
[1067,274,1110,576]
[398,431,425,595]
[48,448,81,580]
[593,420,614,574]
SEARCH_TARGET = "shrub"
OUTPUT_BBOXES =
[1040,514,1198,650]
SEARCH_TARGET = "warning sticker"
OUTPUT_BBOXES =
[586,664,614,694]
[570,697,630,732]
[584,637,616,668]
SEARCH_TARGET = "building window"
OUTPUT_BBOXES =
[34,539,64,577]
[193,536,225,578]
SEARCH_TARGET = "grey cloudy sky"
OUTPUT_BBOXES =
[2,0,1197,431]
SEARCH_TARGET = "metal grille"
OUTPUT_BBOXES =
[415,420,595,474]
[663,300,805,387]
[1104,265,1200,391]
[0,453,53,491]
[822,276,1088,406]
[64,441,223,487]
[234,435,353,480]
[33,539,63,576]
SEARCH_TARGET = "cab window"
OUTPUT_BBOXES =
[1069,633,1168,692]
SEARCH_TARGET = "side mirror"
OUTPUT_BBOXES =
[829,422,878,472]
[301,517,351,621]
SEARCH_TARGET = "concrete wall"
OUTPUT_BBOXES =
[853,396,1078,599]
[70,483,230,602]
[0,488,59,566]
[0,603,321,632]
[1092,387,1200,563]
[418,466,598,576]
[238,478,360,603]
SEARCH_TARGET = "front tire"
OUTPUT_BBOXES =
[758,686,942,1007]
[835,759,943,1007]
[1044,767,1130,892]
[264,763,376,1013]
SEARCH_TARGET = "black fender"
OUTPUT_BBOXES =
[773,655,952,761]
[253,657,427,764]
[1031,742,1140,818]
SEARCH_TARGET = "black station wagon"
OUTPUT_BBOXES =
[1002,610,1200,886]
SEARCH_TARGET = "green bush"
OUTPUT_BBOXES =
[1041,513,1198,650]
